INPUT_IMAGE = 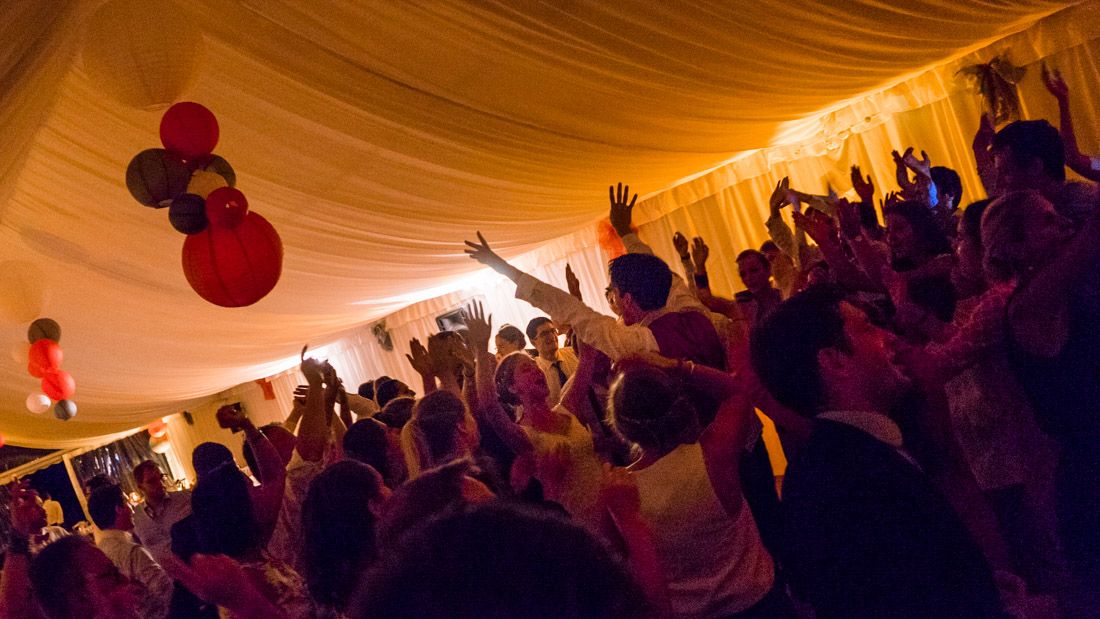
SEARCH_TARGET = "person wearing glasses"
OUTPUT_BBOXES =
[525,317,578,405]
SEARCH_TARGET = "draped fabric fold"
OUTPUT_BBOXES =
[1,0,1094,446]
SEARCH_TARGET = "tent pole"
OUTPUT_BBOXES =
[61,453,90,523]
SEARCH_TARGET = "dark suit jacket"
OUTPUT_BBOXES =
[780,419,1002,618]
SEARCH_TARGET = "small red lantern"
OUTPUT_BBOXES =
[205,186,248,229]
[160,102,219,160]
[181,211,283,307]
[28,340,63,377]
[42,369,76,401]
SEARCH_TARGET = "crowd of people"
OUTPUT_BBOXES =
[1,65,1099,618]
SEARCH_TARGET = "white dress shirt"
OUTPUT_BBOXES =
[97,529,173,619]
[132,490,192,563]
[534,346,579,405]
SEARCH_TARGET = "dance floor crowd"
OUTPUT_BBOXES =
[2,67,1099,618]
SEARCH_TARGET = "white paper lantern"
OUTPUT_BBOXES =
[82,0,203,110]
[26,393,51,414]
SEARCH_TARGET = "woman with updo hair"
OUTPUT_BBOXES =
[609,358,789,617]
[399,390,480,480]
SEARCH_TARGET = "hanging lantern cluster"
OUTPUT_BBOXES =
[125,102,284,307]
[20,318,77,420]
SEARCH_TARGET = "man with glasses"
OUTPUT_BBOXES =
[131,460,191,563]
[525,317,579,405]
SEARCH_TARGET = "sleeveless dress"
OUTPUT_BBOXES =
[633,442,774,618]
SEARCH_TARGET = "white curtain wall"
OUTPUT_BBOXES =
[7,2,1100,454]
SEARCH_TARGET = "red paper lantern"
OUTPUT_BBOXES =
[160,102,219,160]
[181,211,283,307]
[205,186,249,229]
[28,340,63,377]
[42,370,76,401]
[148,420,168,438]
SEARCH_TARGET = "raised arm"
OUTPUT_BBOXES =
[689,237,740,318]
[465,232,658,360]
[216,404,285,538]
[1043,64,1100,182]
[296,350,330,462]
[405,338,438,396]
[599,466,671,617]
[467,301,532,455]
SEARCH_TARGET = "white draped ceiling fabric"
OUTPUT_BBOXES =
[1,0,1096,447]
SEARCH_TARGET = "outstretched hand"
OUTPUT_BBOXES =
[565,263,582,301]
[300,345,326,385]
[691,236,709,273]
[609,182,638,236]
[850,165,874,203]
[464,232,517,279]
[406,338,433,377]
[1041,62,1069,102]
[465,300,493,353]
[672,232,690,259]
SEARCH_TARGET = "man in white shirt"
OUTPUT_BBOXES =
[87,483,173,619]
[42,491,64,526]
[131,460,191,563]
[525,316,579,405]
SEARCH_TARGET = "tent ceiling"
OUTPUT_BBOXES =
[0,0,1071,444]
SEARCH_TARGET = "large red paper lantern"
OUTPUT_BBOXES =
[28,340,63,377]
[42,370,76,401]
[160,102,219,160]
[181,211,283,307]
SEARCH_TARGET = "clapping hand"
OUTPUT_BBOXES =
[902,148,932,179]
[891,149,916,192]
[609,182,638,236]
[769,177,791,214]
[464,300,493,353]
[691,236,709,273]
[1041,62,1069,102]
[850,165,874,203]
